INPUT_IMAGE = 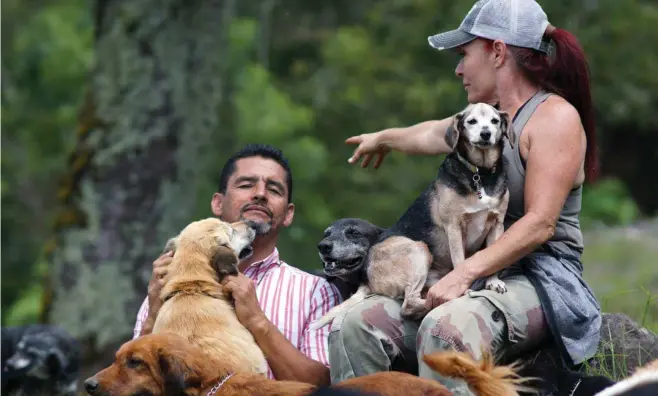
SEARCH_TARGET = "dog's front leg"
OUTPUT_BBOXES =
[445,221,466,267]
[483,216,507,294]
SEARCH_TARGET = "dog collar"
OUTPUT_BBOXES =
[162,288,221,302]
[455,152,494,200]
[455,152,497,174]
[456,152,480,174]
[206,373,234,396]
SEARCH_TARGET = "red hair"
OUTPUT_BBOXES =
[509,29,599,183]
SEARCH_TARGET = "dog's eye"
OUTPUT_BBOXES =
[345,228,362,238]
[467,118,477,125]
[491,118,499,124]
[126,357,143,368]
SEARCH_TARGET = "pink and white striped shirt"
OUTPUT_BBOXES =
[132,248,342,378]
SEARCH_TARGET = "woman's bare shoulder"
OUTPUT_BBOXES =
[529,94,583,138]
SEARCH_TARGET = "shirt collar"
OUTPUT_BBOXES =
[242,247,281,284]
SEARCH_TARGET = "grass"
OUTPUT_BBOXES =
[581,292,656,380]
[582,220,658,331]
[581,219,658,379]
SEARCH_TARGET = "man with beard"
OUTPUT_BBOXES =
[132,144,342,386]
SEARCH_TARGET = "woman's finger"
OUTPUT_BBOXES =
[348,146,365,164]
[373,153,385,169]
[361,154,373,168]
[345,135,363,145]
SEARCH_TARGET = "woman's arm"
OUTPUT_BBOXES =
[425,99,586,306]
[346,117,455,169]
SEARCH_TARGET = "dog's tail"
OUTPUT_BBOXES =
[308,285,371,331]
[422,349,535,396]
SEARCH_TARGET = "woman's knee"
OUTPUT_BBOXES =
[417,296,505,357]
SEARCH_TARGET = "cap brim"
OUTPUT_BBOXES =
[428,29,476,51]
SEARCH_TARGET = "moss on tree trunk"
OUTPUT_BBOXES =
[44,0,235,377]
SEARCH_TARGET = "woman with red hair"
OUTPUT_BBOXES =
[328,1,603,394]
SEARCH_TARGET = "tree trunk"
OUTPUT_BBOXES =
[43,0,235,382]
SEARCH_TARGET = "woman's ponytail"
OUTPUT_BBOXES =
[512,28,599,182]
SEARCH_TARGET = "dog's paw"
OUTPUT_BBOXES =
[485,277,507,294]
[308,318,331,332]
[401,298,429,321]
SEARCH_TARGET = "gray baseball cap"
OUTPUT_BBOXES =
[428,0,552,53]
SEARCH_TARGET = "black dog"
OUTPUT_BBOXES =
[2,324,82,396]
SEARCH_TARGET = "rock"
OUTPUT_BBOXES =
[513,312,658,395]
[588,313,658,377]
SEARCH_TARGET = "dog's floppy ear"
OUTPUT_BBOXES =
[210,245,239,280]
[499,111,515,148]
[162,237,178,255]
[158,349,202,396]
[445,112,464,150]
[46,348,69,376]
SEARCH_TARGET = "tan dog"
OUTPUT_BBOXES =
[84,333,530,396]
[151,217,268,375]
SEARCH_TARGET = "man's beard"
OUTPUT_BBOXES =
[239,214,273,236]
[239,201,274,236]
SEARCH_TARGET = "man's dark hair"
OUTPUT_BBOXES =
[218,143,293,203]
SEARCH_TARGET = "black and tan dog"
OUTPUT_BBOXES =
[311,103,515,329]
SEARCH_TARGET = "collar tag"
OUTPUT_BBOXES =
[207,373,234,396]
[456,153,485,199]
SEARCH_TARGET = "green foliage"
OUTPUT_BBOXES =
[1,0,92,322]
[582,220,658,332]
[234,65,314,141]
[581,178,641,228]
[3,285,44,326]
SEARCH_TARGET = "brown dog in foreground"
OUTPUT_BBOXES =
[84,333,530,396]
[150,217,268,375]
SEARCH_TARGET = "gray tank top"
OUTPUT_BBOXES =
[503,90,584,256]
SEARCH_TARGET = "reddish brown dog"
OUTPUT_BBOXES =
[84,333,528,396]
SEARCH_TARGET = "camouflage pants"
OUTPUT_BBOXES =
[327,275,547,396]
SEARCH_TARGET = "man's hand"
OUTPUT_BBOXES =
[221,273,267,332]
[221,272,330,385]
[141,251,174,335]
[425,264,475,310]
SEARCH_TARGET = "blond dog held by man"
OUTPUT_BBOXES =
[151,217,268,375]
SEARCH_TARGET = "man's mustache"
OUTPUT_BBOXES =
[240,203,273,218]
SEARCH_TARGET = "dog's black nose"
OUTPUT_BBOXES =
[84,377,98,394]
[480,131,491,140]
[318,241,332,255]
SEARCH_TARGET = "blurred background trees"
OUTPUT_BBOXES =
[2,0,657,374]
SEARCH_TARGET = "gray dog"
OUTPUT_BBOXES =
[311,103,514,330]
